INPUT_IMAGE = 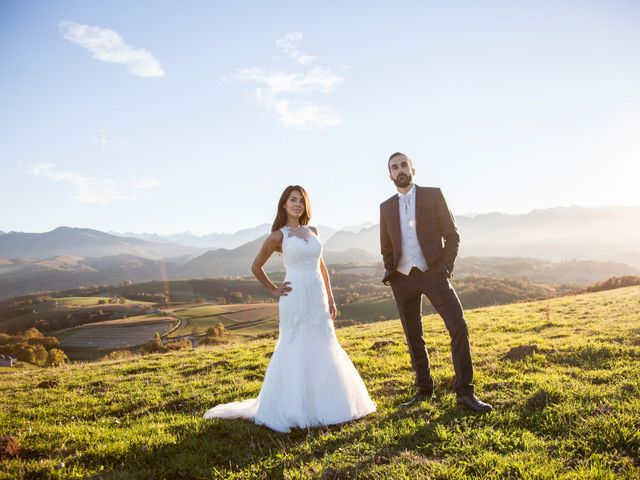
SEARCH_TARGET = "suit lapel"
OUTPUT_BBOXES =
[414,184,425,223]
[386,195,401,251]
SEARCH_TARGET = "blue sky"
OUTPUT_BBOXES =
[1,0,639,234]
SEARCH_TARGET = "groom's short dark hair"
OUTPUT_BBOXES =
[388,152,409,172]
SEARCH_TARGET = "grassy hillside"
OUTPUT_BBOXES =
[1,287,639,479]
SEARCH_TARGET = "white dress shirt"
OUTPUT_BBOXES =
[397,184,428,275]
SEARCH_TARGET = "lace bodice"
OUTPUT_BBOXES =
[280,226,322,273]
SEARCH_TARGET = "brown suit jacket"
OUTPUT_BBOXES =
[379,185,460,285]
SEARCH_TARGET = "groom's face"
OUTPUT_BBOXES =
[388,155,415,188]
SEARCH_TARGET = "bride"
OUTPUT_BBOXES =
[203,185,376,432]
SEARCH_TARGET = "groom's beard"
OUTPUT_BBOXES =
[393,173,412,188]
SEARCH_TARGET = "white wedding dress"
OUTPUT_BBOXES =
[203,225,376,432]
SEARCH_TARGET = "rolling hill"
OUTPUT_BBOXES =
[1,286,638,478]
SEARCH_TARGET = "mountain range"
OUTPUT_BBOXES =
[1,205,639,299]
[325,206,640,267]
[110,224,338,250]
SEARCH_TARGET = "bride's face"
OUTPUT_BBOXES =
[283,190,305,220]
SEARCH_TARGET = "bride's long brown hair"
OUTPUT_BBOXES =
[271,185,312,233]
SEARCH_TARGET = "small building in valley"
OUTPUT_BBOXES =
[0,355,17,367]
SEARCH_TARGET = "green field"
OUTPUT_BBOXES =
[227,317,280,336]
[0,297,154,334]
[1,287,639,478]
[338,296,399,322]
[55,297,153,307]
[169,303,278,338]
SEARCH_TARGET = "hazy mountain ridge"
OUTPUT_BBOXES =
[2,206,639,298]
[0,227,206,260]
[454,256,640,284]
[7,206,638,265]
[325,206,640,267]
[111,224,337,249]
[0,237,374,299]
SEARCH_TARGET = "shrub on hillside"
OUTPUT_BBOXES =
[205,322,226,338]
[45,348,68,367]
[585,275,640,293]
[143,332,167,353]
[100,350,136,362]
[166,340,191,351]
[200,336,226,346]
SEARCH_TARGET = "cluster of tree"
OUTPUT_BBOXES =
[200,322,226,345]
[120,293,169,304]
[0,328,68,366]
[143,332,191,353]
[108,279,271,304]
[227,292,252,304]
[450,275,557,310]
[99,349,136,362]
[34,308,119,333]
[331,273,389,305]
[2,303,152,335]
[0,296,55,322]
[97,297,126,305]
[584,275,640,293]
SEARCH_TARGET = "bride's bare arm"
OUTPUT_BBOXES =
[251,231,292,297]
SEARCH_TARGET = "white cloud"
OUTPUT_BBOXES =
[59,21,164,77]
[28,162,160,204]
[266,97,343,129]
[236,33,344,129]
[236,67,342,95]
[276,32,317,65]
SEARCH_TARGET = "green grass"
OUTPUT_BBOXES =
[169,305,232,337]
[338,296,399,322]
[228,317,280,336]
[0,363,39,373]
[1,287,639,478]
[169,304,278,338]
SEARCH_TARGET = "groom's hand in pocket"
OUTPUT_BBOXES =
[271,281,292,297]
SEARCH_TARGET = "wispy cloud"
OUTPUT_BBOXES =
[236,67,342,95]
[256,93,342,129]
[27,162,160,204]
[59,21,164,77]
[236,33,343,129]
[276,32,317,65]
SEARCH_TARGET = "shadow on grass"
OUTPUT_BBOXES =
[86,392,487,479]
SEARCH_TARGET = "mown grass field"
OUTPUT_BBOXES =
[169,304,278,338]
[337,296,399,323]
[1,287,639,479]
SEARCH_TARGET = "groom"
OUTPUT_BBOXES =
[379,152,492,412]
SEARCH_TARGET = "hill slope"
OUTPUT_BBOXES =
[1,287,639,479]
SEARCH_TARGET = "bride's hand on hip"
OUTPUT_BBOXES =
[271,281,292,297]
[329,303,337,320]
